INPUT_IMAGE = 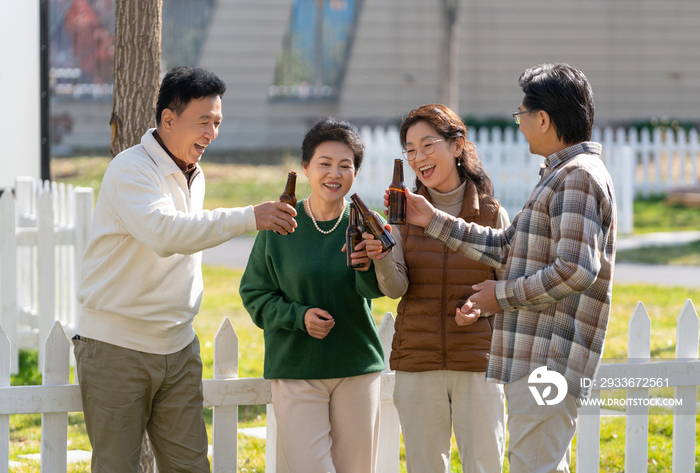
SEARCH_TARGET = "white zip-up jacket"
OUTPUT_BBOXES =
[77,129,257,354]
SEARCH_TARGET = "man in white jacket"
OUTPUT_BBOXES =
[74,66,297,472]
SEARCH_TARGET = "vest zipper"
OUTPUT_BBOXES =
[441,245,448,370]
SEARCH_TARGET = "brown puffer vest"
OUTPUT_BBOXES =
[390,182,501,372]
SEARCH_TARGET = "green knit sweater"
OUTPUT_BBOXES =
[240,200,386,379]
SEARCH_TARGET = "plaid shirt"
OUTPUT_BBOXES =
[426,142,616,399]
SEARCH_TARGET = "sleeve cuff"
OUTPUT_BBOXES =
[295,305,310,332]
[425,209,454,242]
[241,205,258,233]
[494,279,521,311]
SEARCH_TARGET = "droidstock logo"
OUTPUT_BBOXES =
[528,366,568,406]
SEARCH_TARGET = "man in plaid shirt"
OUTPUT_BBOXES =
[395,63,616,472]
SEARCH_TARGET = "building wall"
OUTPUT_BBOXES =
[198,0,339,153]
[457,0,700,121]
[51,0,700,155]
[338,0,443,119]
[203,0,700,152]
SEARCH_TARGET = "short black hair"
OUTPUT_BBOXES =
[519,63,594,145]
[156,66,226,126]
[301,117,364,170]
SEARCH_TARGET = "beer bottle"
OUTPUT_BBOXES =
[388,159,407,224]
[346,203,364,269]
[279,172,297,207]
[350,193,395,253]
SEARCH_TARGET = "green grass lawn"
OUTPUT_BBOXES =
[10,270,700,472]
[9,158,697,471]
[51,158,308,211]
[633,195,700,234]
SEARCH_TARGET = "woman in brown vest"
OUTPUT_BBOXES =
[365,104,508,472]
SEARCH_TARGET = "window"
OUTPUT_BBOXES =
[50,0,214,101]
[269,0,361,102]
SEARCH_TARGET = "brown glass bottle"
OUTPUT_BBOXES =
[279,172,297,207]
[346,203,364,268]
[350,193,395,253]
[388,159,407,224]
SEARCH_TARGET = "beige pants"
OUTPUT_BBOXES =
[270,372,381,473]
[504,373,579,473]
[393,370,506,473]
[73,335,209,473]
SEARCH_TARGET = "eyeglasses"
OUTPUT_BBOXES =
[402,139,446,161]
[512,110,536,125]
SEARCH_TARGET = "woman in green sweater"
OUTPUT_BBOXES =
[240,117,385,473]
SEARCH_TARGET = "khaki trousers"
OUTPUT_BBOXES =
[73,335,209,473]
[393,370,506,473]
[504,374,579,473]
[270,372,381,473]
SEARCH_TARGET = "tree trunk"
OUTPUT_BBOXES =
[110,0,163,156]
[111,0,162,470]
[439,0,459,114]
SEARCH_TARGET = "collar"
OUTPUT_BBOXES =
[426,180,467,207]
[152,129,197,174]
[420,180,480,216]
[542,141,602,174]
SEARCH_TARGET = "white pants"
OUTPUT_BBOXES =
[270,372,381,473]
[504,374,579,473]
[393,370,506,473]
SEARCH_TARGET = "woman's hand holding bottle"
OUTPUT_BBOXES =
[341,240,371,271]
[362,228,392,261]
[382,188,436,229]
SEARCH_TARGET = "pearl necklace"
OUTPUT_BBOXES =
[305,196,346,235]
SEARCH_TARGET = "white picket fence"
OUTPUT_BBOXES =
[578,299,699,472]
[0,314,399,473]
[0,177,93,374]
[355,125,700,235]
[0,302,697,472]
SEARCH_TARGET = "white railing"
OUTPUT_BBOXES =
[577,299,699,472]
[1,302,698,472]
[0,314,400,473]
[355,125,700,235]
[0,177,93,374]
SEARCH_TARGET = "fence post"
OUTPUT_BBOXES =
[212,317,238,473]
[672,299,699,473]
[665,128,675,191]
[639,128,651,198]
[625,302,651,473]
[0,325,10,472]
[265,403,283,473]
[37,187,55,373]
[64,185,75,330]
[73,187,93,332]
[40,321,70,472]
[15,177,36,373]
[617,146,635,235]
[0,192,18,374]
[55,182,68,328]
[676,128,688,185]
[689,129,699,187]
[376,312,399,472]
[652,128,663,196]
[576,389,601,473]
